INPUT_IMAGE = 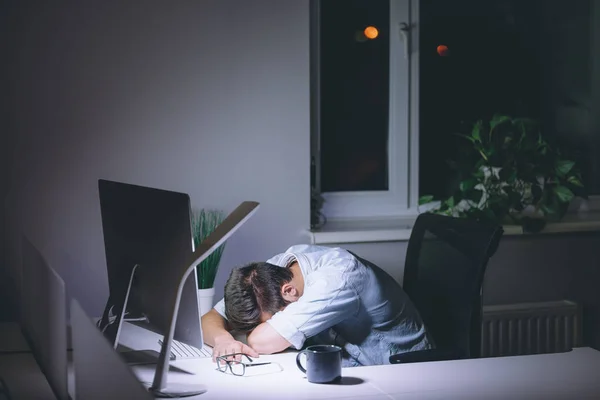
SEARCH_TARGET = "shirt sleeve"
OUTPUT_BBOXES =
[265,251,289,267]
[281,245,332,256]
[213,297,226,318]
[266,262,360,350]
[265,245,332,268]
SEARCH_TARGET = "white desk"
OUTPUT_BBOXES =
[119,323,600,400]
[123,349,600,400]
[2,318,600,399]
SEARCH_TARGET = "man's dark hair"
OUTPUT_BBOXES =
[224,262,294,332]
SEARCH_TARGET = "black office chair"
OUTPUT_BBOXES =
[390,213,504,364]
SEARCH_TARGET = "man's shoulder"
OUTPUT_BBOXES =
[279,245,362,278]
[283,244,334,254]
[284,244,356,259]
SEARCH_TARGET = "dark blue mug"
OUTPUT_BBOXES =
[296,345,342,383]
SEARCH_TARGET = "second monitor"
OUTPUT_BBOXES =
[97,179,202,352]
[97,178,260,397]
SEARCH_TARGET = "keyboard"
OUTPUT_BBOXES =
[157,339,213,360]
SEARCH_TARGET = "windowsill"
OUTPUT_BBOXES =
[307,211,600,245]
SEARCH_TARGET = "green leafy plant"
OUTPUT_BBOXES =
[419,114,586,232]
[191,208,226,289]
[310,188,326,230]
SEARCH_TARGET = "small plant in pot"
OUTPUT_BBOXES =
[191,208,226,315]
[419,114,586,233]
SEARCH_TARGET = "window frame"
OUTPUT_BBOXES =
[310,0,420,221]
[590,0,600,194]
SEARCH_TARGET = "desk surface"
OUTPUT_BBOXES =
[119,323,600,400]
[124,348,600,400]
[2,319,599,400]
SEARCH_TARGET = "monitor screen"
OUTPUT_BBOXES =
[97,179,202,349]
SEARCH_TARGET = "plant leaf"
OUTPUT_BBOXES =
[541,195,559,216]
[555,160,575,177]
[459,178,477,192]
[490,115,511,133]
[478,149,489,161]
[567,176,584,187]
[418,195,434,205]
[553,185,575,203]
[192,208,227,289]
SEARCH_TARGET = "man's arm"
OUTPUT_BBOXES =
[246,322,292,354]
[248,263,360,354]
[201,308,259,360]
[200,308,234,347]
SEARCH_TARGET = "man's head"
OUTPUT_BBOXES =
[224,262,300,332]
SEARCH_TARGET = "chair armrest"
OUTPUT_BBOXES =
[389,348,461,364]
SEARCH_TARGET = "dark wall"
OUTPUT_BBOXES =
[338,231,600,350]
[485,232,600,349]
[1,0,311,317]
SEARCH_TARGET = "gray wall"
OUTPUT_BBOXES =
[2,0,598,349]
[3,0,311,317]
[335,233,600,348]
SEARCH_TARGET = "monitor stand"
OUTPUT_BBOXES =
[100,265,172,367]
[150,201,260,398]
[120,348,173,365]
[71,299,155,400]
[150,384,207,398]
[111,265,207,398]
[148,283,209,398]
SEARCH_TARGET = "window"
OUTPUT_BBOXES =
[311,0,420,220]
[536,0,600,195]
[418,0,600,198]
[311,0,600,226]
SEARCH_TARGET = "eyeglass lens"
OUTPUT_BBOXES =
[217,359,246,376]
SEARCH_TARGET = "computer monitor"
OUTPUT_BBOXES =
[149,200,260,397]
[97,179,260,397]
[97,179,202,352]
[70,298,153,400]
[20,235,70,400]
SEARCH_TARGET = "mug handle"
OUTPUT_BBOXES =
[295,350,307,373]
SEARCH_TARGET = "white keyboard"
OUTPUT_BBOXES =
[158,339,213,360]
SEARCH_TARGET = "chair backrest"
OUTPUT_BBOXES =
[403,213,503,359]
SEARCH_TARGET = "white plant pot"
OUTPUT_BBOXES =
[197,287,215,316]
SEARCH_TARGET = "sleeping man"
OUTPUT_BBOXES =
[201,244,432,366]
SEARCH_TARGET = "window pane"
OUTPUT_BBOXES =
[420,0,543,198]
[420,0,600,197]
[319,0,390,193]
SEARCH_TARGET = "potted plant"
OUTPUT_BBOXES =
[191,208,226,315]
[419,114,586,233]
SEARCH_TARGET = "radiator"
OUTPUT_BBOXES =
[481,300,582,358]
